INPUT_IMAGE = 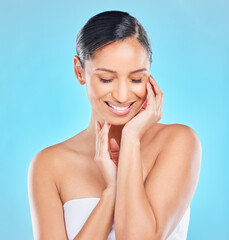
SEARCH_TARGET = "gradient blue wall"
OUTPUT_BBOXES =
[0,0,228,239]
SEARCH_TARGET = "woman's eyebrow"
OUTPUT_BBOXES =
[95,68,147,73]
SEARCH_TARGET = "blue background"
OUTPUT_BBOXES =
[0,0,228,239]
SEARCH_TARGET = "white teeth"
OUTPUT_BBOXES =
[108,102,131,111]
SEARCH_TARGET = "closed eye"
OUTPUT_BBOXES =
[99,78,142,83]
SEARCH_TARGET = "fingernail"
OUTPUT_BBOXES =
[96,121,100,129]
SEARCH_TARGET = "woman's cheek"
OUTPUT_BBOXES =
[85,78,99,105]
[86,76,99,97]
[132,83,147,99]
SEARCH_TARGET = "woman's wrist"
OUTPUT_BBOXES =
[104,184,116,198]
[121,131,141,145]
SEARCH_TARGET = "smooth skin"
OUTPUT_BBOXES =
[28,37,202,240]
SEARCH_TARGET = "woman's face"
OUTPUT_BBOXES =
[83,37,150,125]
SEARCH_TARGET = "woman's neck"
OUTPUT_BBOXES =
[85,116,125,155]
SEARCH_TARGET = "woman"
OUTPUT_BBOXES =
[28,10,202,240]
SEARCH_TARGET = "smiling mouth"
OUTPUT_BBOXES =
[105,101,135,110]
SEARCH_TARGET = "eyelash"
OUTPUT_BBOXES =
[100,78,142,83]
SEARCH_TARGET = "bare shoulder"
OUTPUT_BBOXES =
[28,144,65,204]
[27,143,72,239]
[28,138,85,194]
[162,123,202,153]
[165,123,200,138]
[142,123,202,176]
[28,143,67,182]
[151,123,202,172]
[149,122,199,136]
[147,123,201,148]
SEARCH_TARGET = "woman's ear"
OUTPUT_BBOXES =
[74,56,86,85]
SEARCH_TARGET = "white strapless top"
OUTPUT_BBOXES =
[63,198,190,240]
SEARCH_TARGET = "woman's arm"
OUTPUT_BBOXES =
[114,135,157,240]
[74,187,115,240]
[28,149,68,240]
[28,148,116,240]
[114,124,201,240]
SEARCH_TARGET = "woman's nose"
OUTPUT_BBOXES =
[112,80,131,103]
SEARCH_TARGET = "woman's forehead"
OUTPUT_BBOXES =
[85,60,150,75]
[94,38,148,59]
[85,39,150,73]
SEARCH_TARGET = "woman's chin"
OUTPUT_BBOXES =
[104,117,132,126]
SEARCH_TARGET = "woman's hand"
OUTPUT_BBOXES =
[94,120,120,189]
[122,75,163,140]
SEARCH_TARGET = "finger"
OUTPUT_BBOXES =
[96,121,103,148]
[149,76,160,104]
[95,121,101,160]
[95,121,101,143]
[101,121,107,143]
[97,121,102,131]
[142,97,148,110]
[96,121,106,158]
[159,94,163,112]
[109,138,120,153]
[109,138,119,163]
[138,98,147,114]
[159,97,163,116]
[99,121,107,138]
[102,121,111,155]
[112,159,118,167]
[149,76,163,112]
[146,81,156,111]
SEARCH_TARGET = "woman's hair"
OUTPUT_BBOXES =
[76,10,152,69]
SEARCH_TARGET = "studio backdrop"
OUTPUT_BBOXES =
[0,0,228,239]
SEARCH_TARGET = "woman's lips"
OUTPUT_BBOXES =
[104,101,135,116]
[106,101,134,108]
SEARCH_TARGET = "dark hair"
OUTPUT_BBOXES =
[76,10,152,69]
